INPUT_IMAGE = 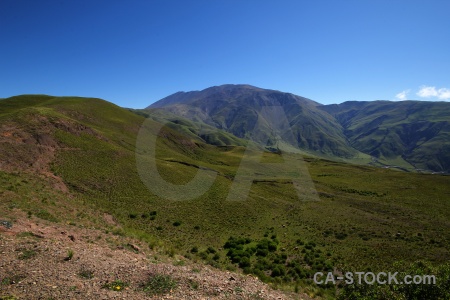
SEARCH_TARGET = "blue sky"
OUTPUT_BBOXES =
[1,0,449,108]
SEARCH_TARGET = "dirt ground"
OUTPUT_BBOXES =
[0,213,311,300]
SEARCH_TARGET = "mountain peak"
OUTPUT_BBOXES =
[149,84,318,109]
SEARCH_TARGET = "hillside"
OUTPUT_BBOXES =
[1,94,450,299]
[129,107,248,147]
[321,100,450,172]
[0,95,305,299]
[150,85,450,172]
[149,84,360,159]
[0,211,297,300]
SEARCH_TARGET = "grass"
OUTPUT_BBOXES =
[17,249,37,260]
[0,296,19,300]
[78,266,95,279]
[1,274,26,285]
[102,280,128,292]
[324,100,450,172]
[337,261,450,299]
[64,249,74,261]
[16,231,36,238]
[189,279,199,290]
[142,274,178,296]
[1,95,449,297]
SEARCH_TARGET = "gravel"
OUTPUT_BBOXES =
[0,216,311,300]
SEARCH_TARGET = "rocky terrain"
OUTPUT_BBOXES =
[0,211,311,300]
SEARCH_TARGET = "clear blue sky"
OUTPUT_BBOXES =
[1,0,449,108]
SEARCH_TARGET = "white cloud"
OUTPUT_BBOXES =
[437,88,450,100]
[416,85,450,100]
[395,89,410,100]
[417,86,439,98]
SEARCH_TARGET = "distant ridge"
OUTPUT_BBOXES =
[150,84,450,172]
[149,84,356,158]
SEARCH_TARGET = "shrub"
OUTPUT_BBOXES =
[1,274,26,285]
[256,248,269,257]
[335,232,347,240]
[18,249,37,260]
[78,266,94,279]
[142,274,177,296]
[35,210,58,222]
[268,242,277,252]
[64,249,74,261]
[198,251,208,260]
[239,256,251,268]
[271,265,286,277]
[206,246,216,254]
[0,296,19,300]
[337,261,450,300]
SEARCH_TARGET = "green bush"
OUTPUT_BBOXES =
[78,266,94,279]
[142,274,178,296]
[35,209,58,222]
[239,257,251,268]
[18,249,37,260]
[271,265,286,277]
[206,246,216,254]
[337,261,450,300]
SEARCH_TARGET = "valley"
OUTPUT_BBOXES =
[0,92,449,299]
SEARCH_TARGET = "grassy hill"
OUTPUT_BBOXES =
[1,95,449,298]
[321,100,450,172]
[148,84,361,159]
[149,85,450,173]
[129,107,248,147]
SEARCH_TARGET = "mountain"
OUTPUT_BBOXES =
[321,100,450,172]
[149,85,450,172]
[0,95,303,299]
[149,84,360,158]
[1,94,450,299]
[129,107,248,147]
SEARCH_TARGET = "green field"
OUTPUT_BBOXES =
[1,95,449,298]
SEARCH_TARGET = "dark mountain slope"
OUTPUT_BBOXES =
[321,100,450,172]
[149,84,359,158]
[129,107,248,147]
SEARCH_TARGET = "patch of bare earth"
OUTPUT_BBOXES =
[0,115,106,193]
[0,214,312,300]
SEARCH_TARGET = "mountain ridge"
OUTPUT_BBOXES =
[148,84,357,159]
[1,94,450,299]
[149,84,450,172]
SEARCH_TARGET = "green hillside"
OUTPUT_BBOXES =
[150,85,450,173]
[148,84,360,159]
[1,95,449,298]
[321,100,450,172]
[129,107,248,147]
